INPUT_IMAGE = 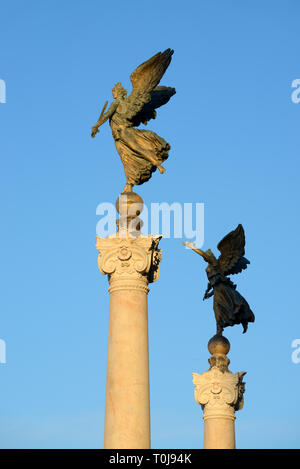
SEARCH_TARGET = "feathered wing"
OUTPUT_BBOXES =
[217,224,250,276]
[130,86,176,127]
[125,49,174,123]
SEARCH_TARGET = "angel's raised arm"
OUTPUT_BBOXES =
[182,241,205,257]
[182,242,217,265]
[91,100,118,138]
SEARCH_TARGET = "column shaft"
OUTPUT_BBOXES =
[97,233,162,449]
[204,417,235,449]
[104,289,150,449]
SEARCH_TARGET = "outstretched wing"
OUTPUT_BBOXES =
[125,49,174,122]
[217,224,250,276]
[130,86,176,127]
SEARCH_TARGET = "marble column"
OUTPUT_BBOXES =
[192,335,246,449]
[96,231,162,449]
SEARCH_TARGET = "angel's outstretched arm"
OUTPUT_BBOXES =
[182,241,205,257]
[91,100,118,137]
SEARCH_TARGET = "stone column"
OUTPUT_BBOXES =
[96,232,162,449]
[192,335,246,449]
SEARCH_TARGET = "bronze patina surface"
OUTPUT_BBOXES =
[183,225,255,335]
[91,49,175,193]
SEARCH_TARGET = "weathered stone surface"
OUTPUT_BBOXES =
[192,336,246,449]
[97,234,162,449]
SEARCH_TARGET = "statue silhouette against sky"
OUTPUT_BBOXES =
[91,49,175,194]
[183,225,255,335]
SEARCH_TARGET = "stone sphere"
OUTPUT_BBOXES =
[208,335,230,356]
[116,191,144,217]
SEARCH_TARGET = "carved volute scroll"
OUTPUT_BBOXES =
[96,234,162,293]
[193,368,246,421]
[192,335,246,421]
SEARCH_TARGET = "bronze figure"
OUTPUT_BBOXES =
[183,225,255,335]
[91,49,175,193]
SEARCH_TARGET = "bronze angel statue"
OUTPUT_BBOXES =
[183,225,255,335]
[91,49,176,193]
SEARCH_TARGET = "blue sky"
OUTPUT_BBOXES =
[0,0,300,448]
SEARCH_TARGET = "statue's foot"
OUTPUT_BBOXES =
[158,165,165,174]
[122,184,133,193]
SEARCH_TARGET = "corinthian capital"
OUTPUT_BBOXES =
[96,234,162,293]
[192,368,246,421]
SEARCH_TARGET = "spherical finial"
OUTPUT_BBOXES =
[208,334,230,356]
[116,191,144,235]
[116,191,144,217]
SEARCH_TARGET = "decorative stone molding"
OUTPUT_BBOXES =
[96,234,162,293]
[192,368,246,421]
[193,334,246,422]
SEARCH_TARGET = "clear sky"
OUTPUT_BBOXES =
[1,0,300,449]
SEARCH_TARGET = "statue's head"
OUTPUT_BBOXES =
[112,82,127,99]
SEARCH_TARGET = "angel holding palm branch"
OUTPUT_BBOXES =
[91,49,175,193]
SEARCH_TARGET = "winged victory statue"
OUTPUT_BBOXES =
[183,224,255,336]
[91,49,176,194]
